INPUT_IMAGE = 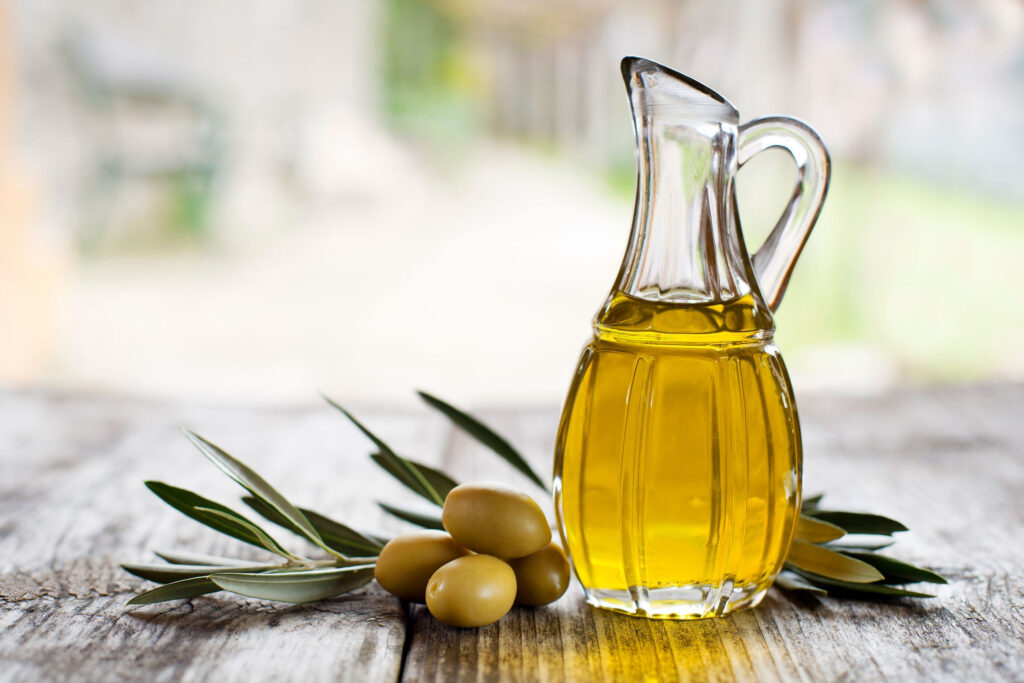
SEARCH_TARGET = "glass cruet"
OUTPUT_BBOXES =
[553,57,830,619]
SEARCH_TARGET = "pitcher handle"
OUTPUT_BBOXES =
[738,116,830,312]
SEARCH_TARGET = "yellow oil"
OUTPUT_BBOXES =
[554,291,801,618]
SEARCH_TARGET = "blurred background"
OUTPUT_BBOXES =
[1,0,1022,406]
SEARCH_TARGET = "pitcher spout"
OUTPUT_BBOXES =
[613,57,756,311]
[621,57,738,125]
[617,57,831,315]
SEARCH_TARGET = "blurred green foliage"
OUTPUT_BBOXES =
[776,164,1024,381]
[382,0,484,150]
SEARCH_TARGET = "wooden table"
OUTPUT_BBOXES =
[1,384,1022,681]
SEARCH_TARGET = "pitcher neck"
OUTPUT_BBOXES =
[613,58,763,309]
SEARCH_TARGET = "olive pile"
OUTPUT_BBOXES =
[374,482,571,628]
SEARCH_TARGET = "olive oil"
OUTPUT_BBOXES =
[554,291,801,618]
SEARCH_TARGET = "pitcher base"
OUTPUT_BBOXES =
[584,582,769,620]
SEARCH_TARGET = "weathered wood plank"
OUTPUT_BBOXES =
[401,383,1024,682]
[0,390,448,683]
[2,385,1023,681]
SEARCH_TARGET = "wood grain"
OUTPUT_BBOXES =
[1,384,1022,681]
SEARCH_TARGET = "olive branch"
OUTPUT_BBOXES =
[121,391,944,605]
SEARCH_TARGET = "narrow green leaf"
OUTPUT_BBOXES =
[324,396,444,506]
[369,453,458,505]
[774,570,827,594]
[194,507,298,560]
[210,565,375,604]
[154,549,264,566]
[378,501,445,530]
[366,532,390,546]
[144,481,291,557]
[242,496,383,557]
[826,541,895,552]
[795,515,846,543]
[322,395,395,455]
[367,453,438,505]
[395,459,458,500]
[183,431,337,557]
[786,540,884,583]
[801,493,824,510]
[121,562,280,584]
[843,552,947,585]
[301,509,383,556]
[791,570,934,598]
[241,495,312,535]
[804,510,908,535]
[417,390,549,492]
[127,576,220,605]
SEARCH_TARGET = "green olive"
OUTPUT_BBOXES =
[426,554,517,628]
[442,482,551,559]
[507,541,571,606]
[374,530,469,602]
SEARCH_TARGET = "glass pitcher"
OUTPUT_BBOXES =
[553,57,830,619]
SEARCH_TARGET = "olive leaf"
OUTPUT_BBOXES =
[365,532,390,546]
[154,549,265,566]
[369,453,459,504]
[803,510,908,535]
[242,495,383,557]
[378,501,445,530]
[785,540,884,583]
[184,430,341,558]
[417,390,549,492]
[774,570,827,594]
[121,562,281,584]
[210,566,375,604]
[298,509,385,555]
[778,505,944,600]
[790,570,934,599]
[843,552,947,585]
[196,507,302,561]
[825,541,895,552]
[324,396,446,506]
[127,576,221,605]
[144,481,294,558]
[795,515,846,543]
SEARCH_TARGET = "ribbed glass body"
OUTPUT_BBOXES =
[554,292,801,618]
